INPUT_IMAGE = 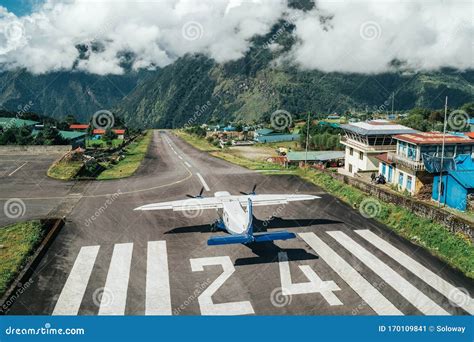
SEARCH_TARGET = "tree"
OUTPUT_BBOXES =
[40,125,66,145]
[103,128,118,147]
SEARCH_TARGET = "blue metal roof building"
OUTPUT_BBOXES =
[254,133,300,143]
[432,154,474,211]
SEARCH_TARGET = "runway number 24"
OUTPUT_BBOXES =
[189,254,342,315]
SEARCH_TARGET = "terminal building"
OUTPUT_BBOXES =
[339,120,416,176]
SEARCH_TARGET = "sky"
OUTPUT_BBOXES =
[0,0,472,75]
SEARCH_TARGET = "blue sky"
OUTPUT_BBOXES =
[1,0,44,16]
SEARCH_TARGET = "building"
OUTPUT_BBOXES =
[432,154,474,211]
[69,124,90,131]
[286,151,344,168]
[0,117,39,130]
[92,129,126,139]
[470,118,474,132]
[254,128,300,143]
[378,132,474,195]
[340,120,417,175]
[60,131,87,148]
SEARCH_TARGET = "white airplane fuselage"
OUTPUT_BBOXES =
[215,191,250,235]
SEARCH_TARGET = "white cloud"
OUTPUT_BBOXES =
[0,0,472,75]
[286,0,473,73]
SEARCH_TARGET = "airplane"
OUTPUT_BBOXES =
[134,185,320,246]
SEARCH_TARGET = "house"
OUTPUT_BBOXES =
[253,128,300,143]
[92,129,126,139]
[432,154,474,211]
[286,151,344,168]
[339,120,417,175]
[0,117,39,130]
[59,131,87,148]
[69,124,90,131]
[377,132,474,195]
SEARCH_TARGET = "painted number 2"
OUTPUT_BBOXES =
[190,256,255,315]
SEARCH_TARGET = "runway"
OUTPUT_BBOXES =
[2,130,473,315]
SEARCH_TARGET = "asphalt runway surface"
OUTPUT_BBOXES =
[1,130,473,315]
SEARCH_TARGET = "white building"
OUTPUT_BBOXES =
[377,132,474,195]
[339,120,417,175]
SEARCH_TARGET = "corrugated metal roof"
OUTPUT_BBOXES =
[395,132,474,145]
[255,128,274,135]
[341,120,416,136]
[450,170,474,188]
[255,134,299,143]
[60,131,86,139]
[287,151,345,161]
[0,117,39,128]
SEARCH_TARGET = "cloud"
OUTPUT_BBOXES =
[0,0,472,75]
[286,0,473,73]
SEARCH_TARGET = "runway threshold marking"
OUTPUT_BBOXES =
[145,241,171,315]
[53,246,100,315]
[298,233,402,315]
[98,243,133,315]
[355,229,474,314]
[8,162,28,176]
[196,172,210,191]
[327,231,450,315]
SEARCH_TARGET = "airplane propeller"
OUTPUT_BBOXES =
[186,187,205,199]
[240,184,257,196]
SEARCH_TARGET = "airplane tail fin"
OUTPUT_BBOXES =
[247,198,253,236]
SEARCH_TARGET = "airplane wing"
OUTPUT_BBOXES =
[134,197,224,211]
[237,194,320,207]
[134,194,319,211]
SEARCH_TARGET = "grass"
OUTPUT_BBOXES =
[97,130,152,180]
[47,160,83,180]
[0,220,45,296]
[174,130,219,152]
[177,130,474,279]
[86,138,123,149]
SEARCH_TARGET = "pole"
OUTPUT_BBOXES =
[305,112,310,167]
[438,96,448,207]
[391,92,394,117]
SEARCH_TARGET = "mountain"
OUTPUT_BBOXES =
[0,20,472,127]
[0,69,147,122]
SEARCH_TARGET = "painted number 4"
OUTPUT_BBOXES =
[278,252,342,306]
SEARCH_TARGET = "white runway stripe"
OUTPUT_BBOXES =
[327,231,450,315]
[98,243,133,315]
[184,161,192,168]
[146,241,172,315]
[8,162,27,176]
[196,172,210,191]
[298,233,402,315]
[355,229,474,314]
[178,155,183,160]
[53,246,100,315]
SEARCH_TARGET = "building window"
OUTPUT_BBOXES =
[349,148,353,156]
[359,151,363,160]
[407,176,413,191]
[348,164,353,173]
[381,163,386,176]
[398,172,404,187]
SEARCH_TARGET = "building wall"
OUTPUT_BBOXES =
[432,174,468,211]
[344,146,379,174]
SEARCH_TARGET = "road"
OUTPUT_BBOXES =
[1,130,473,316]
